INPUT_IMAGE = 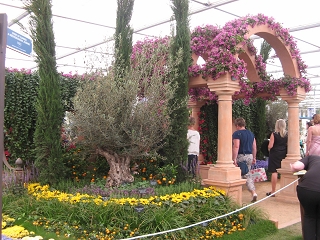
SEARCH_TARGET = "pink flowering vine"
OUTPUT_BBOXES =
[188,13,311,104]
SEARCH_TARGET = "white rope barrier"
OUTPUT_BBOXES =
[122,178,300,240]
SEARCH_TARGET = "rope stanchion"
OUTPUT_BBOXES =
[122,178,300,240]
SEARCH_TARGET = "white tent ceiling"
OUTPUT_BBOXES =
[1,0,320,110]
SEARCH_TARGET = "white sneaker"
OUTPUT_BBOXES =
[251,194,257,203]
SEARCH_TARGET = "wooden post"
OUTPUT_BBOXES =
[0,13,8,236]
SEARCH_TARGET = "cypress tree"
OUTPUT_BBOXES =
[163,0,191,175]
[25,0,65,184]
[254,40,272,158]
[114,0,134,81]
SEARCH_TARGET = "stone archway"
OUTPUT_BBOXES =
[188,15,308,204]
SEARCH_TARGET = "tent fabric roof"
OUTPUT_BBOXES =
[1,0,319,108]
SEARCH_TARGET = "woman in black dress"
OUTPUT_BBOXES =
[266,119,288,196]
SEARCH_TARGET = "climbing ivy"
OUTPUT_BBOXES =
[4,70,38,164]
[232,99,253,129]
[250,98,267,159]
[199,103,218,163]
[4,69,80,166]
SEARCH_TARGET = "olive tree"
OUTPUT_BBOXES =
[71,41,182,187]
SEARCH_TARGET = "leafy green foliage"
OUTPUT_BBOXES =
[232,99,253,129]
[61,144,110,183]
[206,104,218,163]
[4,70,38,163]
[249,98,268,159]
[4,70,80,166]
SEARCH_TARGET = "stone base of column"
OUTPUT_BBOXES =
[198,164,211,180]
[277,168,299,203]
[202,167,247,205]
[276,155,300,203]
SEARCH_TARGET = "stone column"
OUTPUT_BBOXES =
[188,100,206,164]
[277,87,306,202]
[187,100,206,130]
[202,73,246,205]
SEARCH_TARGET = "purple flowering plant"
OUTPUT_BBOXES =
[188,14,311,103]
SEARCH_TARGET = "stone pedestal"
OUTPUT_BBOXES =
[277,167,299,203]
[198,164,211,180]
[203,167,247,204]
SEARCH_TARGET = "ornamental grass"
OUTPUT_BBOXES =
[2,181,268,239]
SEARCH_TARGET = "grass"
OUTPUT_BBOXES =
[220,220,303,240]
[259,222,303,240]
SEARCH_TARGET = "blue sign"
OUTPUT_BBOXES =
[7,28,32,56]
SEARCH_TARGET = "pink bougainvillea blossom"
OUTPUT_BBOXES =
[188,14,311,104]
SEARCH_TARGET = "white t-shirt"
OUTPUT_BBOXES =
[187,129,200,156]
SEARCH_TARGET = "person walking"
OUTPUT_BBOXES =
[187,116,200,178]
[266,119,288,197]
[306,113,320,156]
[291,155,320,240]
[232,118,258,203]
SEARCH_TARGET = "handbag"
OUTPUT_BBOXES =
[238,161,249,175]
[250,168,267,182]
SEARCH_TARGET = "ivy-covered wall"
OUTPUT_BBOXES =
[4,69,80,164]
[199,99,267,164]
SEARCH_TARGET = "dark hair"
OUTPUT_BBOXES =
[306,121,313,128]
[234,118,246,127]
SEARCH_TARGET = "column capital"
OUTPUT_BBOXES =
[187,100,206,108]
[206,73,241,94]
[280,86,306,103]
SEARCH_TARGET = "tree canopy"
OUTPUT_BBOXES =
[70,40,183,186]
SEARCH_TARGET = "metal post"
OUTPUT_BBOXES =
[314,88,316,114]
[0,13,8,236]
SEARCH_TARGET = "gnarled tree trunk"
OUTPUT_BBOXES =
[97,148,134,187]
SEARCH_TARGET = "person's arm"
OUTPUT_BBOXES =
[290,161,305,172]
[306,127,312,155]
[232,139,240,166]
[252,138,257,164]
[268,133,274,151]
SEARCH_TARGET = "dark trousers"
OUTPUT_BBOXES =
[297,186,320,240]
[187,154,198,177]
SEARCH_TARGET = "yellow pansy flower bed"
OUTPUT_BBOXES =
[27,183,225,207]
